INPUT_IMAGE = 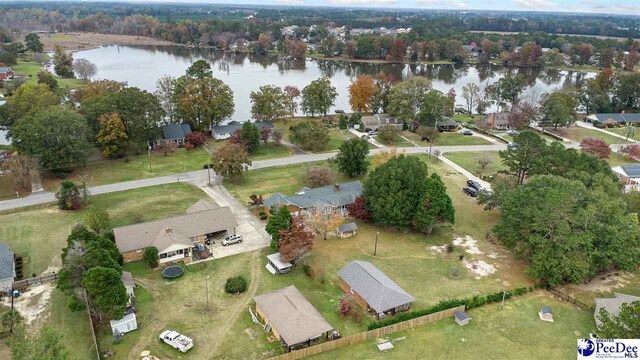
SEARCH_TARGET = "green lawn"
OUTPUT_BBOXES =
[402,131,492,146]
[13,60,86,89]
[605,154,640,167]
[310,291,595,360]
[0,175,30,201]
[42,147,211,192]
[445,151,506,177]
[453,114,479,124]
[206,139,294,161]
[550,127,632,145]
[0,182,207,276]
[274,118,357,152]
[374,134,415,147]
[48,289,98,360]
[601,127,638,141]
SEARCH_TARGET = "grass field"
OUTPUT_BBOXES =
[274,118,358,152]
[0,183,206,276]
[0,176,30,201]
[445,151,505,177]
[206,139,294,161]
[550,127,632,145]
[13,60,86,89]
[600,127,638,141]
[310,291,595,360]
[402,131,492,146]
[42,147,211,192]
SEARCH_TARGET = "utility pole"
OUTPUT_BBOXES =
[501,290,508,310]
[206,275,210,309]
[374,232,379,256]
[148,145,152,172]
[207,164,211,186]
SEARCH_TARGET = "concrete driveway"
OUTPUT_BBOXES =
[192,178,270,263]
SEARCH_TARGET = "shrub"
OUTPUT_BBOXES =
[302,264,312,278]
[143,247,159,268]
[259,212,267,220]
[303,166,335,187]
[339,296,353,317]
[446,243,454,253]
[185,131,206,148]
[66,295,86,311]
[224,276,248,294]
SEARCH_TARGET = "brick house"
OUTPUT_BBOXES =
[0,66,14,81]
[483,112,511,130]
[263,181,362,216]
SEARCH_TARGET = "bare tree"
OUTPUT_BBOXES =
[155,75,177,122]
[461,83,480,115]
[1,155,37,193]
[477,156,493,173]
[73,58,97,80]
[305,202,345,241]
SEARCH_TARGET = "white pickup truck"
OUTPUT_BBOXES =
[159,330,193,353]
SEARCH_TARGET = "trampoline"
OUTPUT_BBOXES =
[162,265,185,279]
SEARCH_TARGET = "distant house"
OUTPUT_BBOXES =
[337,222,358,238]
[594,293,640,328]
[254,285,334,351]
[484,112,511,130]
[0,66,14,81]
[153,123,192,148]
[263,181,363,215]
[337,260,414,318]
[612,164,640,191]
[211,121,273,140]
[454,311,471,326]
[437,117,460,132]
[113,201,237,264]
[587,113,640,127]
[121,271,136,303]
[265,253,292,275]
[0,243,15,292]
[361,114,402,131]
[538,306,554,322]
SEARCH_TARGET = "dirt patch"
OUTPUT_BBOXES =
[453,235,483,255]
[463,259,496,279]
[564,272,635,294]
[3,283,54,324]
[19,32,175,51]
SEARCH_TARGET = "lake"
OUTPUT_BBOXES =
[74,45,594,123]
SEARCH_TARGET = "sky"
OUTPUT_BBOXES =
[104,0,640,15]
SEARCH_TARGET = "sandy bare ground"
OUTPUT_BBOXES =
[18,32,175,51]
[1,283,54,324]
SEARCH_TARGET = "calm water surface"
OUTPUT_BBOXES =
[75,45,594,123]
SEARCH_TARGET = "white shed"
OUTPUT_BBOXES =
[265,253,292,275]
[110,313,138,336]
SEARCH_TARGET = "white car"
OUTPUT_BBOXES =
[159,330,193,353]
[222,234,243,246]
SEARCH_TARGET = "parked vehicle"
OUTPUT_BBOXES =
[463,187,478,197]
[507,143,519,150]
[467,179,482,191]
[160,330,193,353]
[368,130,378,136]
[222,234,243,246]
[506,130,518,135]
[461,129,473,136]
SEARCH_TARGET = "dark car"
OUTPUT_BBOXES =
[461,129,473,136]
[463,187,478,197]
[467,179,482,191]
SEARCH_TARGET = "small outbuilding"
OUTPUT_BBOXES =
[110,313,138,337]
[337,222,358,238]
[121,271,136,303]
[539,306,554,322]
[266,253,292,275]
[0,243,15,292]
[454,311,471,326]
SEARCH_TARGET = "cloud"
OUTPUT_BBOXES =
[512,0,558,10]
[415,0,468,8]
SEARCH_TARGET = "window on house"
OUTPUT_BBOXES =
[159,253,167,259]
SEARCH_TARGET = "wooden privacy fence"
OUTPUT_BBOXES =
[547,288,594,312]
[271,305,465,360]
[12,272,57,289]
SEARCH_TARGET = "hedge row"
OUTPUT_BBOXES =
[367,286,534,330]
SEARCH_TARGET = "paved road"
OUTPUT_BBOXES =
[0,144,508,212]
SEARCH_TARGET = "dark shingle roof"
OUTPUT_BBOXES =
[0,243,14,281]
[337,222,358,233]
[162,123,192,140]
[454,311,470,321]
[592,113,640,124]
[541,306,553,314]
[263,181,363,210]
[621,164,640,178]
[0,67,12,73]
[338,260,414,314]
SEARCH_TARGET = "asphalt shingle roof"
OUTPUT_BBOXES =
[337,222,358,233]
[162,123,192,140]
[594,293,640,327]
[621,164,640,178]
[263,181,362,210]
[454,311,470,321]
[338,260,414,314]
[592,113,640,124]
[0,243,14,281]
[212,121,273,135]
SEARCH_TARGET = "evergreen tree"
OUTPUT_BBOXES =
[413,173,455,234]
[336,138,369,177]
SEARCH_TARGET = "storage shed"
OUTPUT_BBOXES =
[454,311,471,326]
[110,313,138,336]
[337,223,358,238]
[539,306,554,322]
[266,253,292,275]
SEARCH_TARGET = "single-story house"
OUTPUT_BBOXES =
[0,243,15,292]
[110,313,138,337]
[266,253,292,275]
[539,306,554,322]
[594,293,640,328]
[254,285,334,350]
[361,114,402,131]
[587,113,640,127]
[211,121,273,140]
[113,202,237,264]
[337,260,414,318]
[121,271,135,302]
[483,112,511,130]
[337,222,358,238]
[0,67,14,81]
[612,164,640,191]
[454,311,471,326]
[153,123,192,148]
[437,117,460,132]
[263,181,363,216]
[185,199,219,214]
